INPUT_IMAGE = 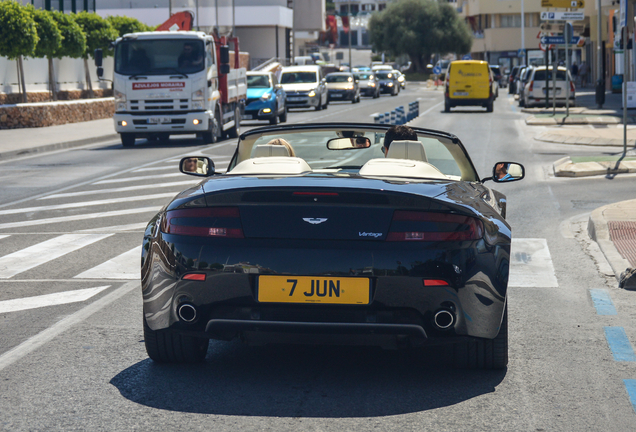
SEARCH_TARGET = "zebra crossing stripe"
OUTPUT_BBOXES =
[0,235,10,241]
[0,193,175,216]
[0,234,112,279]
[38,180,199,200]
[0,286,110,313]
[508,238,558,288]
[74,246,141,280]
[78,222,147,233]
[92,173,184,185]
[0,207,161,230]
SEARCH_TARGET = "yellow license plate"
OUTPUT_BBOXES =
[258,276,370,305]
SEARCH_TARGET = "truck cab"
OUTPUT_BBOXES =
[102,31,246,147]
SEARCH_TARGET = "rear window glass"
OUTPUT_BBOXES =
[533,69,568,81]
[449,63,488,77]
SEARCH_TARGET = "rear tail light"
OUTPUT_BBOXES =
[183,273,206,281]
[386,211,483,242]
[528,80,534,92]
[161,207,244,238]
[423,279,449,287]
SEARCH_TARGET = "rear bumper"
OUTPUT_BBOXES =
[286,95,320,108]
[328,90,356,100]
[446,97,492,107]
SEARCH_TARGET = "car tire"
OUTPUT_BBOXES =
[279,105,287,123]
[269,106,279,125]
[121,133,135,148]
[444,99,451,113]
[143,317,209,363]
[323,97,328,109]
[226,106,241,139]
[451,305,508,370]
[391,87,397,96]
[201,114,219,144]
[518,96,524,107]
[315,96,322,111]
[486,100,494,112]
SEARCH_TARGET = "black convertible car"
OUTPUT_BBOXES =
[141,123,524,369]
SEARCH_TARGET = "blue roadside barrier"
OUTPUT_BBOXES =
[375,102,420,124]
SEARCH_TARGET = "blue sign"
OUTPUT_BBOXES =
[462,54,472,60]
[540,36,581,45]
[517,49,526,57]
[432,66,442,75]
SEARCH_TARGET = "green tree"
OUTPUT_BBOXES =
[31,8,62,100]
[368,0,472,73]
[107,15,152,37]
[72,11,118,97]
[49,10,86,59]
[0,1,39,102]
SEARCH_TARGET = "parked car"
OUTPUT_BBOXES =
[508,65,525,94]
[517,66,534,107]
[280,65,328,111]
[444,60,494,112]
[325,72,360,103]
[245,72,287,125]
[376,70,400,95]
[354,72,380,98]
[490,65,504,87]
[521,66,576,108]
[142,122,525,369]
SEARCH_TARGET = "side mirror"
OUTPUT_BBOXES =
[180,156,216,177]
[97,67,104,78]
[94,48,103,67]
[486,162,524,183]
[220,46,230,64]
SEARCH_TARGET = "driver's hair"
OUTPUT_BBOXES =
[383,125,418,151]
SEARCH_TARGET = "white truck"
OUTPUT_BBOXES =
[95,31,246,147]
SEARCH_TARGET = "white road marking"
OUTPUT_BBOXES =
[77,222,148,233]
[0,207,161,230]
[0,234,112,279]
[508,238,558,287]
[74,246,141,280]
[0,286,110,313]
[0,235,9,241]
[0,193,175,216]
[0,280,138,372]
[92,172,184,185]
[133,165,180,172]
[38,180,198,200]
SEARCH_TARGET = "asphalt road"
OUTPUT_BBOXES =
[1,84,636,431]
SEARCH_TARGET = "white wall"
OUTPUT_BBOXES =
[0,56,113,95]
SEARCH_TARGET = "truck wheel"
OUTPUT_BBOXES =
[143,317,209,363]
[279,106,287,123]
[201,114,219,144]
[486,100,494,112]
[226,106,241,138]
[269,107,279,125]
[121,133,135,147]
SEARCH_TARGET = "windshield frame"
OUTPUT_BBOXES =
[114,38,206,76]
[228,123,479,181]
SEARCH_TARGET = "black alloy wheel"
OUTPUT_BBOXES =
[121,133,135,147]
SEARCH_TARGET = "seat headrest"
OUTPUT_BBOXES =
[507,164,523,177]
[386,140,427,162]
[253,144,292,158]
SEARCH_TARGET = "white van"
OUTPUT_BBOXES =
[280,65,329,111]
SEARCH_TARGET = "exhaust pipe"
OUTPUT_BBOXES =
[178,303,197,323]
[433,310,455,330]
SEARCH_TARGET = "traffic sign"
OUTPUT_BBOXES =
[540,11,585,21]
[517,49,526,57]
[462,54,472,60]
[540,35,581,45]
[541,0,584,8]
[432,66,442,75]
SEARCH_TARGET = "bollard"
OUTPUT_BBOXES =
[384,112,390,124]
[374,114,381,124]
[397,106,405,124]
[390,110,396,124]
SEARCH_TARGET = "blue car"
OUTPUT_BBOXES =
[245,72,287,125]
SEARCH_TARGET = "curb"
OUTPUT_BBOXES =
[588,204,632,281]
[0,133,119,162]
[525,115,628,126]
[536,132,636,147]
[553,156,636,177]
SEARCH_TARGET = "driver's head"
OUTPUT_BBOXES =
[383,125,417,156]
[183,42,195,54]
[184,157,198,171]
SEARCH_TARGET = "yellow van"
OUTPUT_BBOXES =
[444,60,494,113]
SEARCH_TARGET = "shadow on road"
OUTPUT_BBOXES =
[110,342,505,417]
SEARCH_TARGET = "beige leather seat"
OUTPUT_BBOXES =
[253,144,292,158]
[507,163,523,178]
[386,140,428,162]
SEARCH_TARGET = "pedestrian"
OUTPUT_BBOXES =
[571,62,578,84]
[579,61,588,88]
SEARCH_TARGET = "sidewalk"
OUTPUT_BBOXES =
[0,118,117,161]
